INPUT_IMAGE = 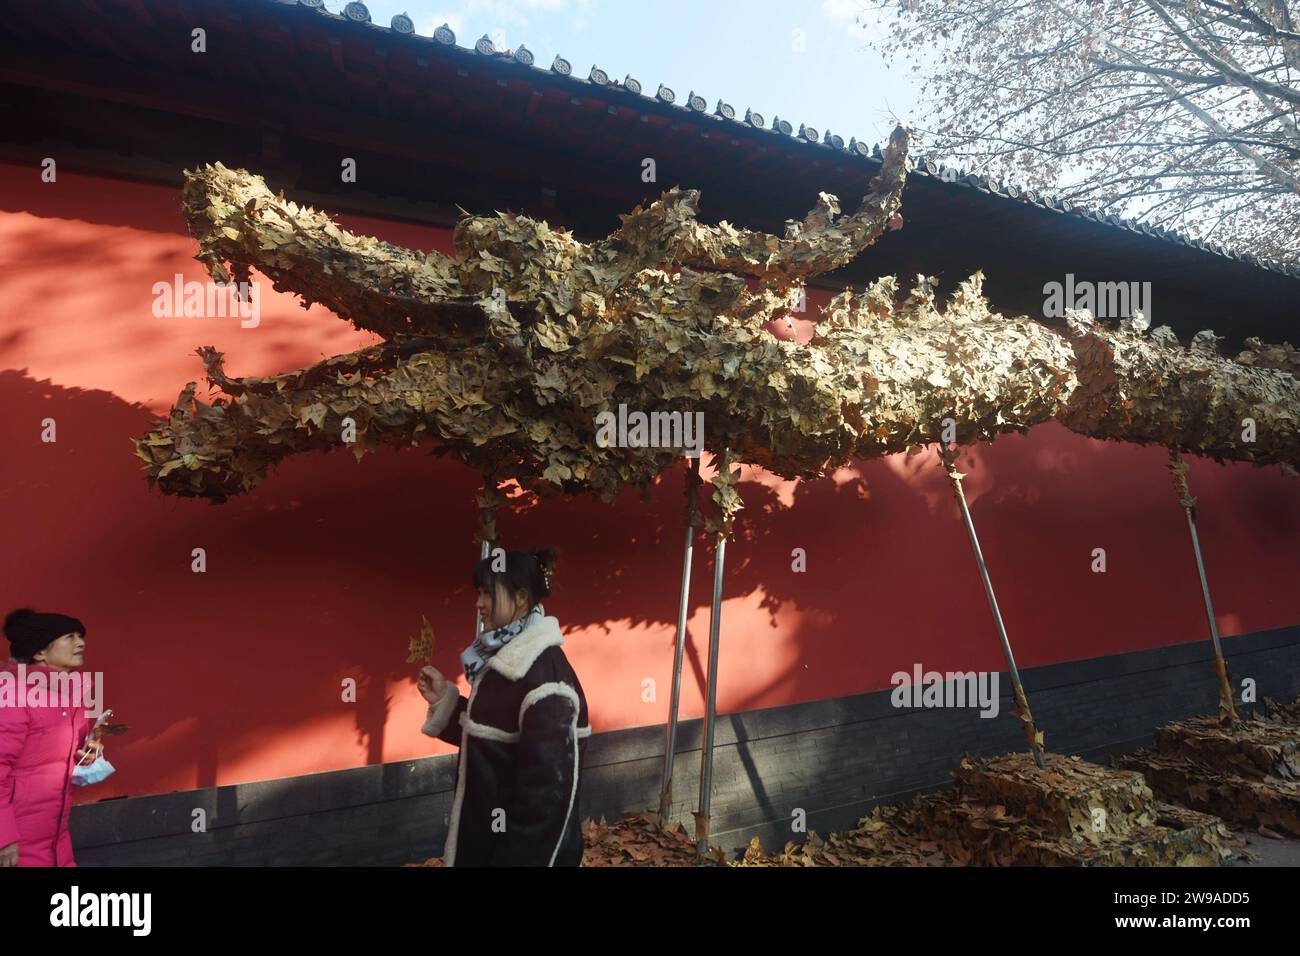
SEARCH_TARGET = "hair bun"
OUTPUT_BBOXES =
[531,548,557,597]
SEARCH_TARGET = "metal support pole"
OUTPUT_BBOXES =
[1169,451,1240,725]
[476,490,497,639]
[659,458,702,828]
[939,445,1046,769]
[695,527,727,855]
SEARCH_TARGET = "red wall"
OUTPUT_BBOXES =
[3,162,1299,805]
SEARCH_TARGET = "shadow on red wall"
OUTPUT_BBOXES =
[2,163,1299,804]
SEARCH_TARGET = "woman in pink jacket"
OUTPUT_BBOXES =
[0,608,104,867]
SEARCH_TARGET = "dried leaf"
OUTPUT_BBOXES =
[406,615,435,665]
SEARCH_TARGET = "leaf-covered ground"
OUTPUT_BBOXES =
[409,751,1259,867]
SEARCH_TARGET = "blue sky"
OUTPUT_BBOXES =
[348,0,920,148]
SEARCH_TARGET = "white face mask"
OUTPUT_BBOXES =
[70,753,116,787]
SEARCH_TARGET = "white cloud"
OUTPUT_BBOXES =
[573,0,596,31]
[823,0,861,27]
[824,0,897,44]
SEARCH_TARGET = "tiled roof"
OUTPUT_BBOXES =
[276,0,1297,279]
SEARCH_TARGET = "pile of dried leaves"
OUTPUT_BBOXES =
[739,753,1244,867]
[1119,700,1300,837]
[137,122,1300,527]
[1264,694,1300,725]
[581,813,727,867]
[410,753,1245,867]
[737,803,948,867]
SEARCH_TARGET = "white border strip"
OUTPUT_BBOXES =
[444,679,484,867]
[462,714,521,743]
[517,682,583,867]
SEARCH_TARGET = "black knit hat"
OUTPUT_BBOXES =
[4,608,86,660]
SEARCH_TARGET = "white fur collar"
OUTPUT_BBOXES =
[485,615,564,681]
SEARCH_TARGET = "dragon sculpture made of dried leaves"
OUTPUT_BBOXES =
[134,126,1299,533]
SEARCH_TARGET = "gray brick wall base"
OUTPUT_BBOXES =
[70,625,1300,865]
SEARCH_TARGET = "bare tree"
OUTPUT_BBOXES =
[863,0,1300,266]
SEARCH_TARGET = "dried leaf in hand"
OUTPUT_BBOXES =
[406,615,435,665]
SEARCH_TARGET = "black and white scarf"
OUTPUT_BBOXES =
[460,603,545,686]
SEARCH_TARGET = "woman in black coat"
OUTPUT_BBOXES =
[418,548,590,866]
